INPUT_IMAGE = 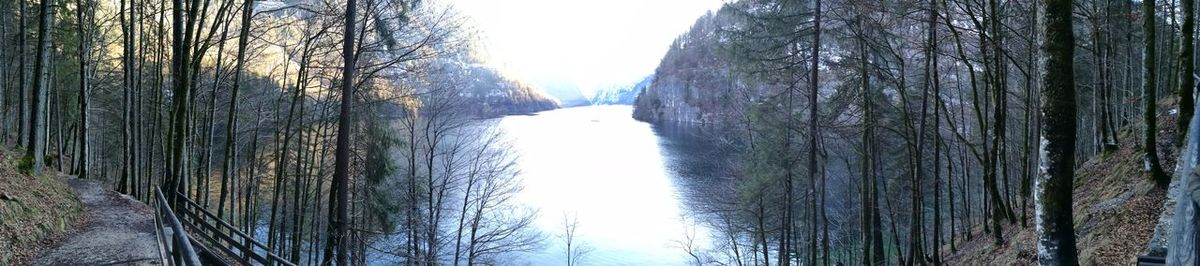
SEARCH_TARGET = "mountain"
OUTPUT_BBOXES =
[423,54,559,117]
[453,63,560,117]
[591,75,653,105]
[632,10,740,124]
[537,79,592,107]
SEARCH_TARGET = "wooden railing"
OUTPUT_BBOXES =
[171,190,296,266]
[153,187,204,266]
[1155,92,1200,264]
[1137,255,1166,266]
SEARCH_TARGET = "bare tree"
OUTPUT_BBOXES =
[562,212,592,266]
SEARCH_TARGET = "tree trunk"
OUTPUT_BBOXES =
[167,0,193,203]
[17,0,27,148]
[26,0,52,175]
[218,0,253,220]
[54,68,63,173]
[806,0,821,264]
[120,0,136,194]
[1022,0,1039,228]
[75,0,91,179]
[327,0,357,263]
[1144,0,1170,187]
[1035,0,1080,264]
[858,17,874,265]
[927,0,941,262]
[1180,0,1195,141]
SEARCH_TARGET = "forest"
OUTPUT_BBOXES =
[0,0,1193,264]
[0,0,556,264]
[633,0,1190,264]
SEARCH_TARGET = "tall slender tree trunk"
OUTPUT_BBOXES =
[986,0,1016,238]
[243,106,262,261]
[1022,0,1039,228]
[75,0,91,179]
[806,0,821,264]
[857,19,886,264]
[151,0,166,201]
[17,0,27,148]
[858,17,874,265]
[926,0,941,262]
[1180,0,1195,140]
[219,0,253,220]
[1144,0,1170,187]
[132,0,146,200]
[120,0,136,193]
[1093,2,1118,153]
[167,0,193,203]
[26,0,53,175]
[327,0,357,263]
[1169,0,1180,107]
[945,102,957,252]
[267,41,293,255]
[53,88,62,172]
[1102,0,1119,149]
[1035,0,1079,264]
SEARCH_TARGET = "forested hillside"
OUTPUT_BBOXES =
[633,12,738,124]
[431,58,559,117]
[0,0,544,264]
[945,98,1179,264]
[632,0,1192,264]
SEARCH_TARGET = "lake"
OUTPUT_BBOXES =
[499,105,731,265]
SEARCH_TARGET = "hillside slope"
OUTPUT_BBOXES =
[459,65,560,117]
[426,59,560,118]
[944,99,1181,265]
[0,147,84,265]
[632,10,739,124]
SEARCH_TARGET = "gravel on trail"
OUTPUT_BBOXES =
[33,178,160,266]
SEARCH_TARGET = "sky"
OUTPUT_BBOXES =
[444,0,727,97]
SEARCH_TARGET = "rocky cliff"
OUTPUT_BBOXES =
[632,11,740,124]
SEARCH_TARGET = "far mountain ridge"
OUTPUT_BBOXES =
[591,75,653,105]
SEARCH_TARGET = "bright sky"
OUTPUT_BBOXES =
[445,0,727,97]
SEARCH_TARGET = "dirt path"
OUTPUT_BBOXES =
[33,178,160,265]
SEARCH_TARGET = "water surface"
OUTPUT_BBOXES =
[500,105,728,265]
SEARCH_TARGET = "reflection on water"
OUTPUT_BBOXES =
[500,105,729,265]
